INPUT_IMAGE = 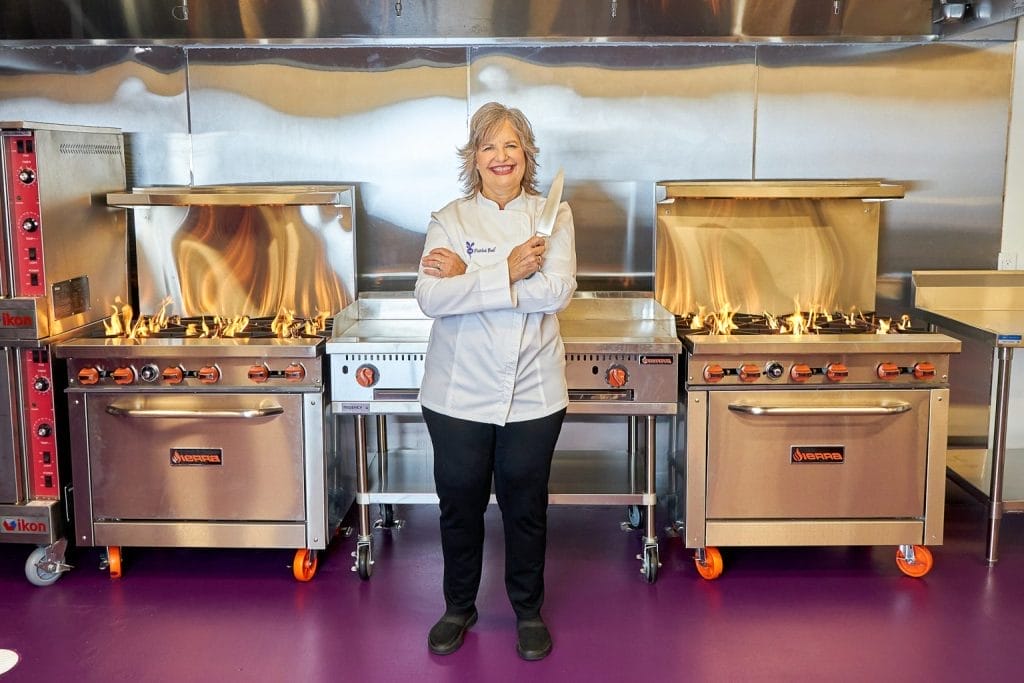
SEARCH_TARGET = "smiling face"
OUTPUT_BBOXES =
[474,119,526,207]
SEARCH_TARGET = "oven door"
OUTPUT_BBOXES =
[706,389,931,519]
[83,393,305,521]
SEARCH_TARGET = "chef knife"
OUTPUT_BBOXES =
[535,168,564,237]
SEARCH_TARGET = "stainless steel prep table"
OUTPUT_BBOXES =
[327,293,680,581]
[913,269,1024,564]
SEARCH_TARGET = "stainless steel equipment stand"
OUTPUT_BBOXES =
[986,346,1012,564]
[346,411,663,582]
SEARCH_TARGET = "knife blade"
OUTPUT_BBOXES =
[535,168,564,237]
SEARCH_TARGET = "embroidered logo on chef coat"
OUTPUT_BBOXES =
[465,241,496,257]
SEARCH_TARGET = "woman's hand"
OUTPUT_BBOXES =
[421,247,467,278]
[507,235,547,283]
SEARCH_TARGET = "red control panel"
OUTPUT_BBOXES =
[21,348,59,499]
[4,134,46,297]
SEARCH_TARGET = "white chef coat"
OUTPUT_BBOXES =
[415,191,577,426]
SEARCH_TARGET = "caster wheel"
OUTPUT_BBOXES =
[641,546,660,583]
[896,545,933,578]
[106,547,123,579]
[293,549,319,582]
[353,543,373,580]
[25,547,62,587]
[695,547,723,580]
[625,505,644,530]
[381,504,395,528]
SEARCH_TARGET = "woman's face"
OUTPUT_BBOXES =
[475,119,526,203]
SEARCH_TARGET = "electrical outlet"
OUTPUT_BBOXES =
[999,252,1018,270]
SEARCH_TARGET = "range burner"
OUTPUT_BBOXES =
[116,315,333,340]
[676,312,924,337]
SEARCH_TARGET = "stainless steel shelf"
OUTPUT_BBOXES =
[947,447,1024,513]
[359,448,663,506]
[108,185,353,207]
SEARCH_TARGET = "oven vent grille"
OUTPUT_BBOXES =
[341,353,425,362]
[566,354,637,362]
[59,142,122,156]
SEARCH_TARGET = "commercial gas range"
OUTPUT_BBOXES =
[658,180,961,579]
[1,122,127,585]
[56,316,353,581]
[56,184,357,580]
[327,293,680,582]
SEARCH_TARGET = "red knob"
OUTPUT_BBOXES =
[790,364,813,382]
[356,364,377,388]
[826,363,849,382]
[739,364,761,382]
[248,364,269,383]
[703,364,725,383]
[77,367,100,385]
[162,366,184,385]
[606,365,628,388]
[112,367,136,385]
[913,362,936,380]
[284,363,306,382]
[197,366,220,384]
[877,362,901,380]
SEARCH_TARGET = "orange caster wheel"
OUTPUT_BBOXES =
[293,549,318,582]
[896,545,933,578]
[695,547,723,580]
[106,547,122,579]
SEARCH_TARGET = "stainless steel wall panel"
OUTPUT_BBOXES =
[0,46,190,186]
[754,43,1013,310]
[470,45,756,289]
[0,0,943,42]
[185,47,468,291]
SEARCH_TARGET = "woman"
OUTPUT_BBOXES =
[415,102,577,661]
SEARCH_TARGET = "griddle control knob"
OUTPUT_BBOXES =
[606,365,628,388]
[913,362,936,380]
[284,363,306,382]
[162,366,184,385]
[877,362,901,380]
[77,367,100,385]
[826,363,849,382]
[790,364,813,382]
[32,377,50,392]
[197,366,221,384]
[248,364,270,383]
[18,168,35,184]
[112,366,136,385]
[139,364,160,382]
[765,362,785,380]
[356,364,378,388]
[703,364,725,383]
[21,216,39,232]
[36,423,52,438]
[738,364,761,382]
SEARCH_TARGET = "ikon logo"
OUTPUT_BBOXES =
[1,312,33,327]
[1,517,49,533]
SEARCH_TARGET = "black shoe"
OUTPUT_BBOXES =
[516,617,552,661]
[428,608,478,655]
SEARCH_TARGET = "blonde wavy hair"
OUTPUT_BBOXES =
[457,102,540,199]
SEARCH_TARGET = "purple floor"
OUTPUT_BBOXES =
[2,482,1023,682]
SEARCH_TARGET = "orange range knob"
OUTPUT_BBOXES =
[77,367,100,385]
[112,367,136,385]
[606,365,628,388]
[356,364,378,388]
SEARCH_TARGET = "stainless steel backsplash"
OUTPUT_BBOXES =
[0,40,1014,308]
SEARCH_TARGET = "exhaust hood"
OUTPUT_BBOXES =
[0,0,1015,43]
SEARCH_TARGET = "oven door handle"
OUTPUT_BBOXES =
[105,402,286,419]
[727,400,912,416]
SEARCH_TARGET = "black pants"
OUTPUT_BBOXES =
[422,406,566,620]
